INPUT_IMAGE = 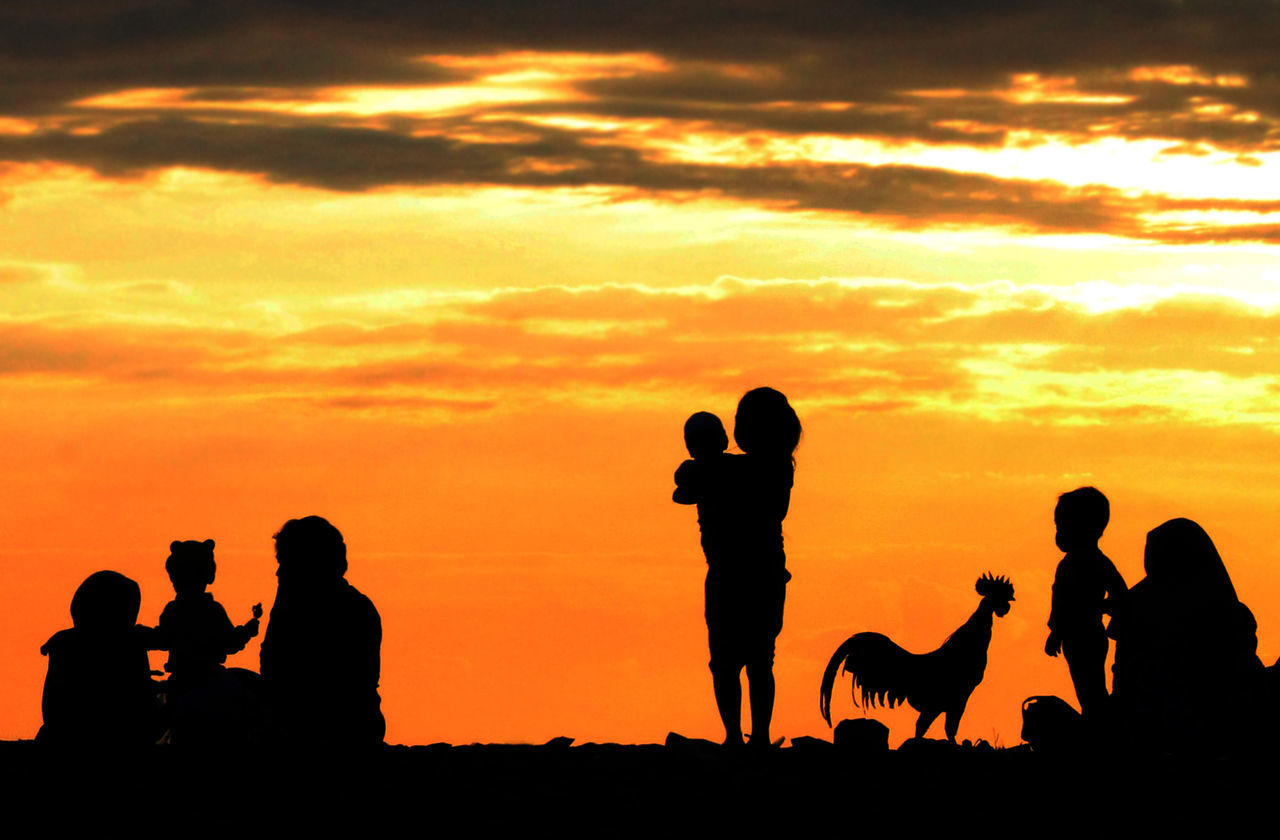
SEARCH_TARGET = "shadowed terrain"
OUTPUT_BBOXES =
[0,734,1269,831]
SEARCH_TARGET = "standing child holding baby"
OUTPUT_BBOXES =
[675,387,801,750]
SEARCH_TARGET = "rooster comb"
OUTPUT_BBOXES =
[975,572,1014,600]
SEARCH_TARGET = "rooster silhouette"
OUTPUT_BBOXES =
[819,573,1014,742]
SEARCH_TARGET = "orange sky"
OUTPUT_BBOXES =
[5,4,1280,746]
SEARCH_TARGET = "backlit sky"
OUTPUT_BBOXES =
[4,1,1280,746]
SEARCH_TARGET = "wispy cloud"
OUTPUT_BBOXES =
[5,278,1280,426]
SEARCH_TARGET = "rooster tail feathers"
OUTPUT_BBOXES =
[819,636,858,727]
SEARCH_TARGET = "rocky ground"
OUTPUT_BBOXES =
[0,732,1268,832]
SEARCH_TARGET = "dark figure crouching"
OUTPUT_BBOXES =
[37,571,162,747]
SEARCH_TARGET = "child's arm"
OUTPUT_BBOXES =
[1101,561,1127,615]
[137,605,174,651]
[1045,561,1064,657]
[134,624,166,650]
[220,603,262,655]
[673,459,701,505]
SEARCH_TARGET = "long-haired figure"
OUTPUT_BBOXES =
[1108,518,1264,752]
[674,387,801,749]
[260,516,385,747]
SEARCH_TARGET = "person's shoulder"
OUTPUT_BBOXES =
[1056,551,1092,569]
[754,453,794,486]
[204,595,232,618]
[40,628,77,656]
[341,581,381,620]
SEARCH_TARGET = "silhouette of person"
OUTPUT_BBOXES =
[147,539,261,680]
[259,516,385,746]
[1108,518,1264,753]
[1043,487,1126,717]
[673,411,739,551]
[676,388,800,749]
[37,571,162,746]
[142,539,263,743]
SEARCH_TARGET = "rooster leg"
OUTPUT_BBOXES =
[914,708,941,739]
[943,697,970,743]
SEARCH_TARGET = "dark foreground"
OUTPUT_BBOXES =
[0,734,1269,831]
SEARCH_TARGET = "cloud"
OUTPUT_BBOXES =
[6,278,1280,427]
[3,2,1280,245]
[0,264,50,285]
[0,117,1215,240]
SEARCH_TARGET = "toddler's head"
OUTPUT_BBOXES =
[166,539,217,596]
[683,411,729,459]
[1054,487,1109,553]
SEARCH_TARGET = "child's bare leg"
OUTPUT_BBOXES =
[745,661,774,747]
[1063,630,1109,717]
[711,668,743,746]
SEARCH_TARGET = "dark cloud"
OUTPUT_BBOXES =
[3,1,1279,241]
[0,117,1145,235]
[3,2,1279,136]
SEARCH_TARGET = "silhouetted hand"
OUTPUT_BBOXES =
[252,603,263,619]
[245,617,261,638]
[1044,631,1061,657]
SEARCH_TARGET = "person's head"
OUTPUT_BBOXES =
[165,539,216,596]
[683,411,729,459]
[273,515,347,586]
[1054,486,1109,552]
[1144,517,1237,601]
[733,387,801,462]
[70,570,141,633]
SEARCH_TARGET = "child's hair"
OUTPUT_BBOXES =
[1055,487,1109,539]
[166,539,217,588]
[684,411,729,458]
[70,570,142,631]
[733,387,802,463]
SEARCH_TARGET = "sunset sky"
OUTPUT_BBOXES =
[5,2,1280,747]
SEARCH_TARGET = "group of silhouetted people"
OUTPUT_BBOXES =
[1043,488,1274,754]
[36,383,1277,756]
[671,388,1277,756]
[37,516,384,748]
[1044,489,1274,752]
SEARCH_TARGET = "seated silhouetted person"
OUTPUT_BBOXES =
[1108,518,1264,753]
[1044,487,1126,718]
[144,539,262,743]
[149,540,261,680]
[259,516,385,747]
[37,571,162,746]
